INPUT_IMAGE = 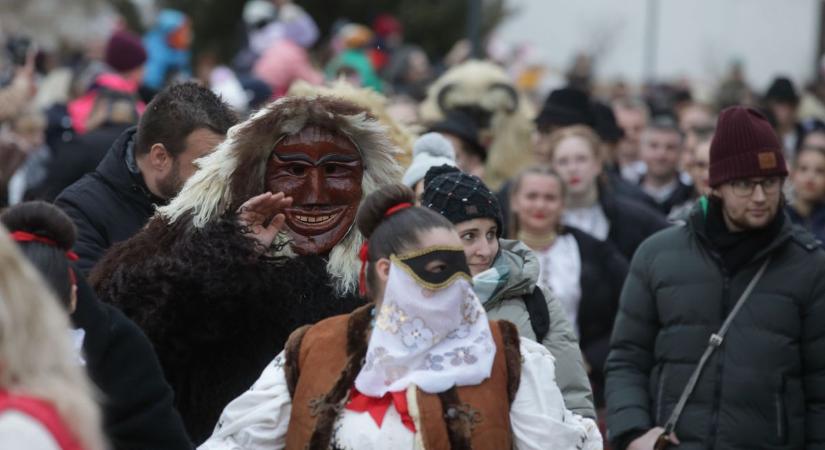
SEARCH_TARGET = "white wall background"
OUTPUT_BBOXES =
[495,0,821,94]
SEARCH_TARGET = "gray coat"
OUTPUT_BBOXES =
[484,239,595,419]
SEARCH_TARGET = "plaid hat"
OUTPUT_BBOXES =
[421,165,502,236]
[709,106,788,187]
[104,30,147,73]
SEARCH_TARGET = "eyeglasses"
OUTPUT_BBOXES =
[728,177,782,197]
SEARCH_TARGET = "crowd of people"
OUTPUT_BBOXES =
[1,1,824,449]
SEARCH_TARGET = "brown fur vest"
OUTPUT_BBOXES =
[283,304,522,450]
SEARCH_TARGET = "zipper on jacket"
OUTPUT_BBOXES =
[707,274,729,449]
[775,374,787,444]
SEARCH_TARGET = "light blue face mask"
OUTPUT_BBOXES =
[471,253,510,304]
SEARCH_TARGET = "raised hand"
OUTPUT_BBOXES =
[237,192,293,251]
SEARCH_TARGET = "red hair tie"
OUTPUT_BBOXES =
[384,202,412,217]
[10,231,79,261]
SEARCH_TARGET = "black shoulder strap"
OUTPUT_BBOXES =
[522,286,550,342]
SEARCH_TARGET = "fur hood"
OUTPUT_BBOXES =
[157,95,403,294]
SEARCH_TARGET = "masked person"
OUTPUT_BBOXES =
[421,165,597,422]
[90,96,402,443]
[199,184,601,450]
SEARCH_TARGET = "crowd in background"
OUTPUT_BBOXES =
[1,1,825,449]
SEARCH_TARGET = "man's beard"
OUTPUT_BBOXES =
[157,159,184,200]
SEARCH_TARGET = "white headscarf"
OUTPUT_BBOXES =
[354,257,496,396]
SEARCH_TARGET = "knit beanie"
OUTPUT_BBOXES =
[402,133,457,187]
[708,106,788,187]
[104,30,147,73]
[421,165,503,236]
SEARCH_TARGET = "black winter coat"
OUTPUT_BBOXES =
[73,270,192,449]
[600,186,669,260]
[605,206,825,450]
[565,227,628,407]
[30,123,132,202]
[55,127,164,275]
[637,176,696,216]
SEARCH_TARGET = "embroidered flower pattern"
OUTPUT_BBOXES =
[375,303,408,334]
[363,346,390,371]
[420,353,445,371]
[400,317,434,349]
[383,364,410,385]
[460,297,481,325]
[474,331,494,354]
[447,324,472,340]
[445,346,478,366]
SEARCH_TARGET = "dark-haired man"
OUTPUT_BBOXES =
[638,117,694,215]
[606,106,825,450]
[56,82,237,274]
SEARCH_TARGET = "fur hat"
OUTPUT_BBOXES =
[402,133,456,187]
[158,95,403,294]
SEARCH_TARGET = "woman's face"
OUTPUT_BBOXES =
[551,136,601,196]
[511,174,564,234]
[373,227,464,298]
[455,218,499,276]
[792,149,825,203]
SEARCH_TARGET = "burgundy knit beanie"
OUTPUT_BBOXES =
[708,106,787,187]
[104,30,147,73]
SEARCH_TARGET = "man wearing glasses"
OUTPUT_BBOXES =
[605,106,825,450]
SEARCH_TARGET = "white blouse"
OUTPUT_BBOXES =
[199,338,602,450]
[535,234,582,337]
[562,205,610,241]
[0,411,62,450]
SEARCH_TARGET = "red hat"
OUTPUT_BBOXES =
[708,106,787,187]
[104,30,147,73]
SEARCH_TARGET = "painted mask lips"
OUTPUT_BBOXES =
[285,206,348,236]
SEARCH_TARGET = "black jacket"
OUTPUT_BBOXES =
[55,127,164,275]
[565,226,628,407]
[605,204,825,449]
[637,176,696,216]
[600,185,670,260]
[73,270,192,449]
[30,123,132,202]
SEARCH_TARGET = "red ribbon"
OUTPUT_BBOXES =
[384,202,413,217]
[10,231,79,261]
[357,202,414,297]
[345,388,416,433]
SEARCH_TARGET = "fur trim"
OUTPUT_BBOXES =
[157,96,403,295]
[419,60,535,190]
[306,304,373,449]
[284,325,311,398]
[288,79,416,168]
[497,320,522,404]
[438,387,476,450]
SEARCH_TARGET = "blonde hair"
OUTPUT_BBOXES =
[0,226,105,450]
[542,125,604,164]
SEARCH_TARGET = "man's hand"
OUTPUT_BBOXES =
[628,427,680,450]
[237,192,293,251]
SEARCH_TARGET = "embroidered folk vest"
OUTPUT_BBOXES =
[283,304,522,450]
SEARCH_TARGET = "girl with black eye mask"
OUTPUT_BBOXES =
[421,165,597,423]
[200,184,601,450]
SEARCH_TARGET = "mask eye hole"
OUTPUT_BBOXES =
[425,260,448,274]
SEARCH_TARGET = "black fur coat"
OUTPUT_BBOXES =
[91,215,364,444]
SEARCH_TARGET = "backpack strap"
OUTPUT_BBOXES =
[522,286,550,342]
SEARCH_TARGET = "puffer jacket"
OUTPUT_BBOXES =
[605,204,825,450]
[484,239,595,419]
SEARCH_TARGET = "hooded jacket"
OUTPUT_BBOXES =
[605,203,825,449]
[483,239,595,419]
